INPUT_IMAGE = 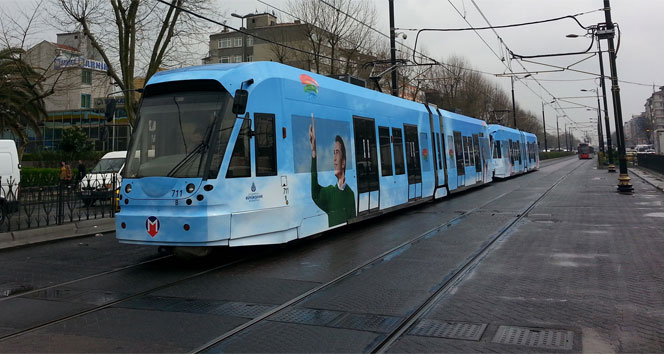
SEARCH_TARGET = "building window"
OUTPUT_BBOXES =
[247,37,253,47]
[234,37,242,47]
[247,55,253,62]
[218,38,231,48]
[232,55,242,63]
[80,94,91,108]
[81,70,92,84]
[220,56,230,63]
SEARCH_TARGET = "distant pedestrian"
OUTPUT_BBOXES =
[77,160,86,181]
[60,161,73,185]
[59,161,67,184]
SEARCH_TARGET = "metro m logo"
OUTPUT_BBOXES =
[145,216,160,237]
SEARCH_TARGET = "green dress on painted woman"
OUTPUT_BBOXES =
[309,115,356,226]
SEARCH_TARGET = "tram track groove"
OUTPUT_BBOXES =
[0,250,272,343]
[0,253,173,302]
[192,158,586,353]
[0,156,579,349]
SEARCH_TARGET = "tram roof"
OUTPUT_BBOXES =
[148,62,432,112]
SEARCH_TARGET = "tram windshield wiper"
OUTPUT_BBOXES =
[166,113,217,177]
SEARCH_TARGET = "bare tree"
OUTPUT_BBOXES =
[50,0,216,126]
[288,0,377,76]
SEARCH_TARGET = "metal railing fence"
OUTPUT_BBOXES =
[636,154,664,175]
[0,175,118,233]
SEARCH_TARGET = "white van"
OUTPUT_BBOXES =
[80,151,126,206]
[0,140,21,215]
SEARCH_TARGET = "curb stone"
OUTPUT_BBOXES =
[0,218,116,250]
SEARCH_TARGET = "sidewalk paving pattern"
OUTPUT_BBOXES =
[391,161,664,353]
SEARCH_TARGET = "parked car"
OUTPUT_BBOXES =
[0,140,21,220]
[80,151,126,206]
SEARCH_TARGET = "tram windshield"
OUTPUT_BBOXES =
[578,144,590,154]
[125,86,236,178]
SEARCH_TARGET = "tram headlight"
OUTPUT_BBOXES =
[186,183,196,194]
[125,184,132,193]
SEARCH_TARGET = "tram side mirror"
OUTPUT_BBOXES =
[232,89,248,115]
[105,99,117,122]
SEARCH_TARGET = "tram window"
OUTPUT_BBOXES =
[436,133,443,170]
[226,119,252,178]
[378,126,393,176]
[464,136,472,167]
[473,134,481,172]
[508,139,514,164]
[453,131,464,171]
[255,113,277,176]
[495,140,501,158]
[392,127,405,175]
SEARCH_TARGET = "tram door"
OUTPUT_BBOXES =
[404,124,422,200]
[472,134,482,182]
[353,117,379,215]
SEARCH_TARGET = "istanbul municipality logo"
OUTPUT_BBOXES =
[246,182,262,202]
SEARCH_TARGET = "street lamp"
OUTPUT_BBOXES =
[567,28,616,173]
[601,0,632,192]
[231,13,249,62]
[581,89,605,154]
[230,13,247,29]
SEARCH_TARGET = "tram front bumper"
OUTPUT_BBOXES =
[115,204,231,246]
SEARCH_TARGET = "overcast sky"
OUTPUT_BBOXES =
[3,0,663,143]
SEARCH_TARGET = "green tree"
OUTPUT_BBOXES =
[0,47,45,158]
[60,125,92,159]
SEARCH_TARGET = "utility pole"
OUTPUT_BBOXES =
[541,102,547,151]
[511,76,517,128]
[565,123,569,151]
[597,38,615,172]
[602,0,632,192]
[595,91,605,153]
[557,116,561,151]
[389,0,398,97]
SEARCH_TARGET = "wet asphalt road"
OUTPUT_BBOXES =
[0,157,597,353]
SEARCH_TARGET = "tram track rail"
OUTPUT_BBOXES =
[0,253,173,303]
[191,158,588,353]
[0,249,273,343]
[0,156,582,350]
[370,159,587,353]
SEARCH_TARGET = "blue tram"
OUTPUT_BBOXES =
[489,125,538,178]
[115,62,537,252]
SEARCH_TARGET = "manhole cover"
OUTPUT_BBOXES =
[328,313,401,333]
[271,307,343,326]
[492,325,573,350]
[212,301,275,318]
[409,320,487,341]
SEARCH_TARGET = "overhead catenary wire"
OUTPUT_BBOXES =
[254,0,431,91]
[464,0,605,124]
[153,0,354,67]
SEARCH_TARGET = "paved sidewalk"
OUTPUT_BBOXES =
[0,218,115,250]
[630,165,664,192]
[392,159,664,353]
